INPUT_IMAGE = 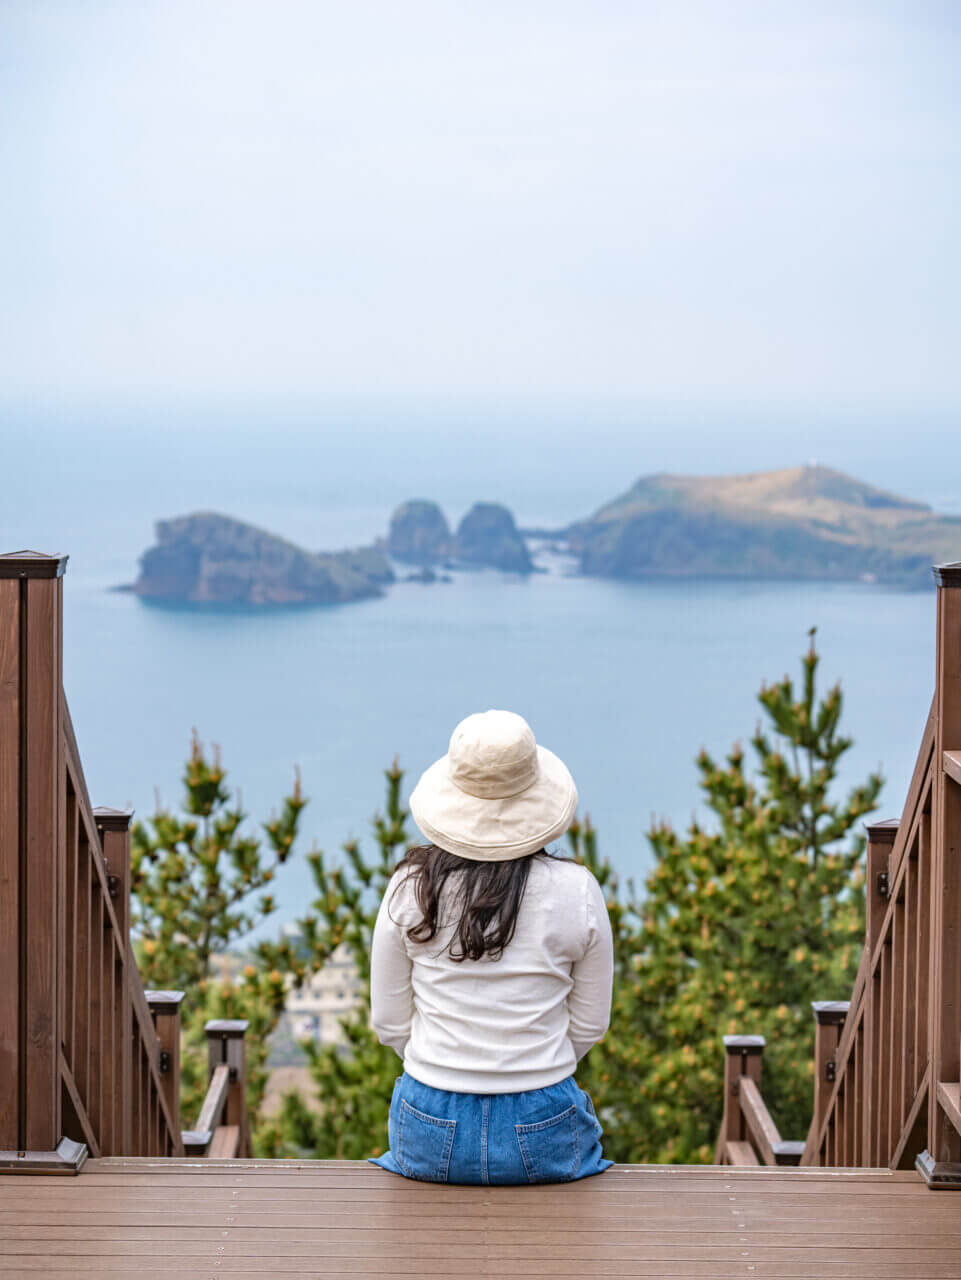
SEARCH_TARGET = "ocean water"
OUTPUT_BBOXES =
[1,417,941,938]
[56,551,936,937]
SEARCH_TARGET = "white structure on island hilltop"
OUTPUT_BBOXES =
[285,943,363,1046]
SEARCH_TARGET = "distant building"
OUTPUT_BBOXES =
[285,944,363,1046]
[209,951,246,983]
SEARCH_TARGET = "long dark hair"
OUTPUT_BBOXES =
[391,844,543,962]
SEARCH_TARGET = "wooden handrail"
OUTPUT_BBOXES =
[716,1036,805,1167]
[799,676,954,1176]
[208,1125,241,1158]
[182,1021,251,1157]
[204,1020,251,1158]
[0,551,231,1171]
[721,562,961,1187]
[64,697,185,1158]
[739,1077,782,1166]
[191,1063,231,1141]
[723,1140,759,1166]
[944,750,961,788]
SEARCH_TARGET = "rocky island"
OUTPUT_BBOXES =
[561,465,961,588]
[387,501,452,564]
[387,500,532,573]
[454,503,532,573]
[128,513,393,607]
[128,466,958,609]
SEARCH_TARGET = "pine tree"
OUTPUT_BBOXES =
[574,631,882,1162]
[131,731,307,1127]
[257,762,409,1159]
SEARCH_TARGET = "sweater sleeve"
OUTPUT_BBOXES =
[568,869,614,1061]
[370,882,414,1059]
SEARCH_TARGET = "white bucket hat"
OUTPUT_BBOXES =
[408,710,578,861]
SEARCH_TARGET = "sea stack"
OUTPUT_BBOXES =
[387,500,452,564]
[455,503,533,573]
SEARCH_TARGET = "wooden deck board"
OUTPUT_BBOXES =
[1,1159,959,1279]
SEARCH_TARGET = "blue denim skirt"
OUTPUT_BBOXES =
[369,1072,612,1185]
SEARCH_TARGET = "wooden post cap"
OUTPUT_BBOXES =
[933,562,961,588]
[0,550,69,578]
[772,1140,805,1166]
[204,1019,249,1038]
[811,1000,850,1025]
[722,1035,765,1053]
[181,1130,213,1152]
[93,806,134,832]
[145,990,186,1015]
[863,817,899,843]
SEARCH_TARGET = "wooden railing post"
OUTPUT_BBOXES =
[862,817,898,1170]
[718,1035,764,1163]
[206,1019,250,1157]
[94,807,134,1156]
[865,819,899,955]
[919,561,961,1188]
[0,551,84,1174]
[94,807,133,939]
[811,1002,849,1154]
[146,991,185,1149]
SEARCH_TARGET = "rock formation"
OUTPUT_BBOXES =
[563,466,961,587]
[387,500,452,564]
[129,513,393,606]
[455,503,533,574]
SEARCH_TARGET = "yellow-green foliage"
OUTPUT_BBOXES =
[131,730,305,1128]
[256,764,408,1159]
[266,633,881,1163]
[574,632,881,1161]
[133,634,881,1162]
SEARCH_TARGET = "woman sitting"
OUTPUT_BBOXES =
[370,709,614,1185]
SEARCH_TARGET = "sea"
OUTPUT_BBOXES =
[1,411,946,940]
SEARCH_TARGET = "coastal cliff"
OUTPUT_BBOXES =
[130,513,393,606]
[564,466,961,588]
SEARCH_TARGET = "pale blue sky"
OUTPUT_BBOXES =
[1,2,959,429]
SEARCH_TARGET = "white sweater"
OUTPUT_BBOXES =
[370,856,614,1094]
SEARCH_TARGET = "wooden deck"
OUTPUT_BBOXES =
[1,1159,959,1278]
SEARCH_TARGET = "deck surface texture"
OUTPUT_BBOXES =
[1,1158,959,1279]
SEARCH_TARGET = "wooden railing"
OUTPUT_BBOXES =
[0,551,249,1172]
[183,1020,252,1159]
[715,1036,804,1167]
[719,561,961,1187]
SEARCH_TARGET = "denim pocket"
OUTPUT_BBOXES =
[395,1099,457,1183]
[515,1103,580,1183]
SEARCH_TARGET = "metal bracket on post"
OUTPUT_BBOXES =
[916,1149,961,1189]
[0,1137,87,1175]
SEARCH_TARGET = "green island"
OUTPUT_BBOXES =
[557,464,961,587]
[126,466,961,607]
